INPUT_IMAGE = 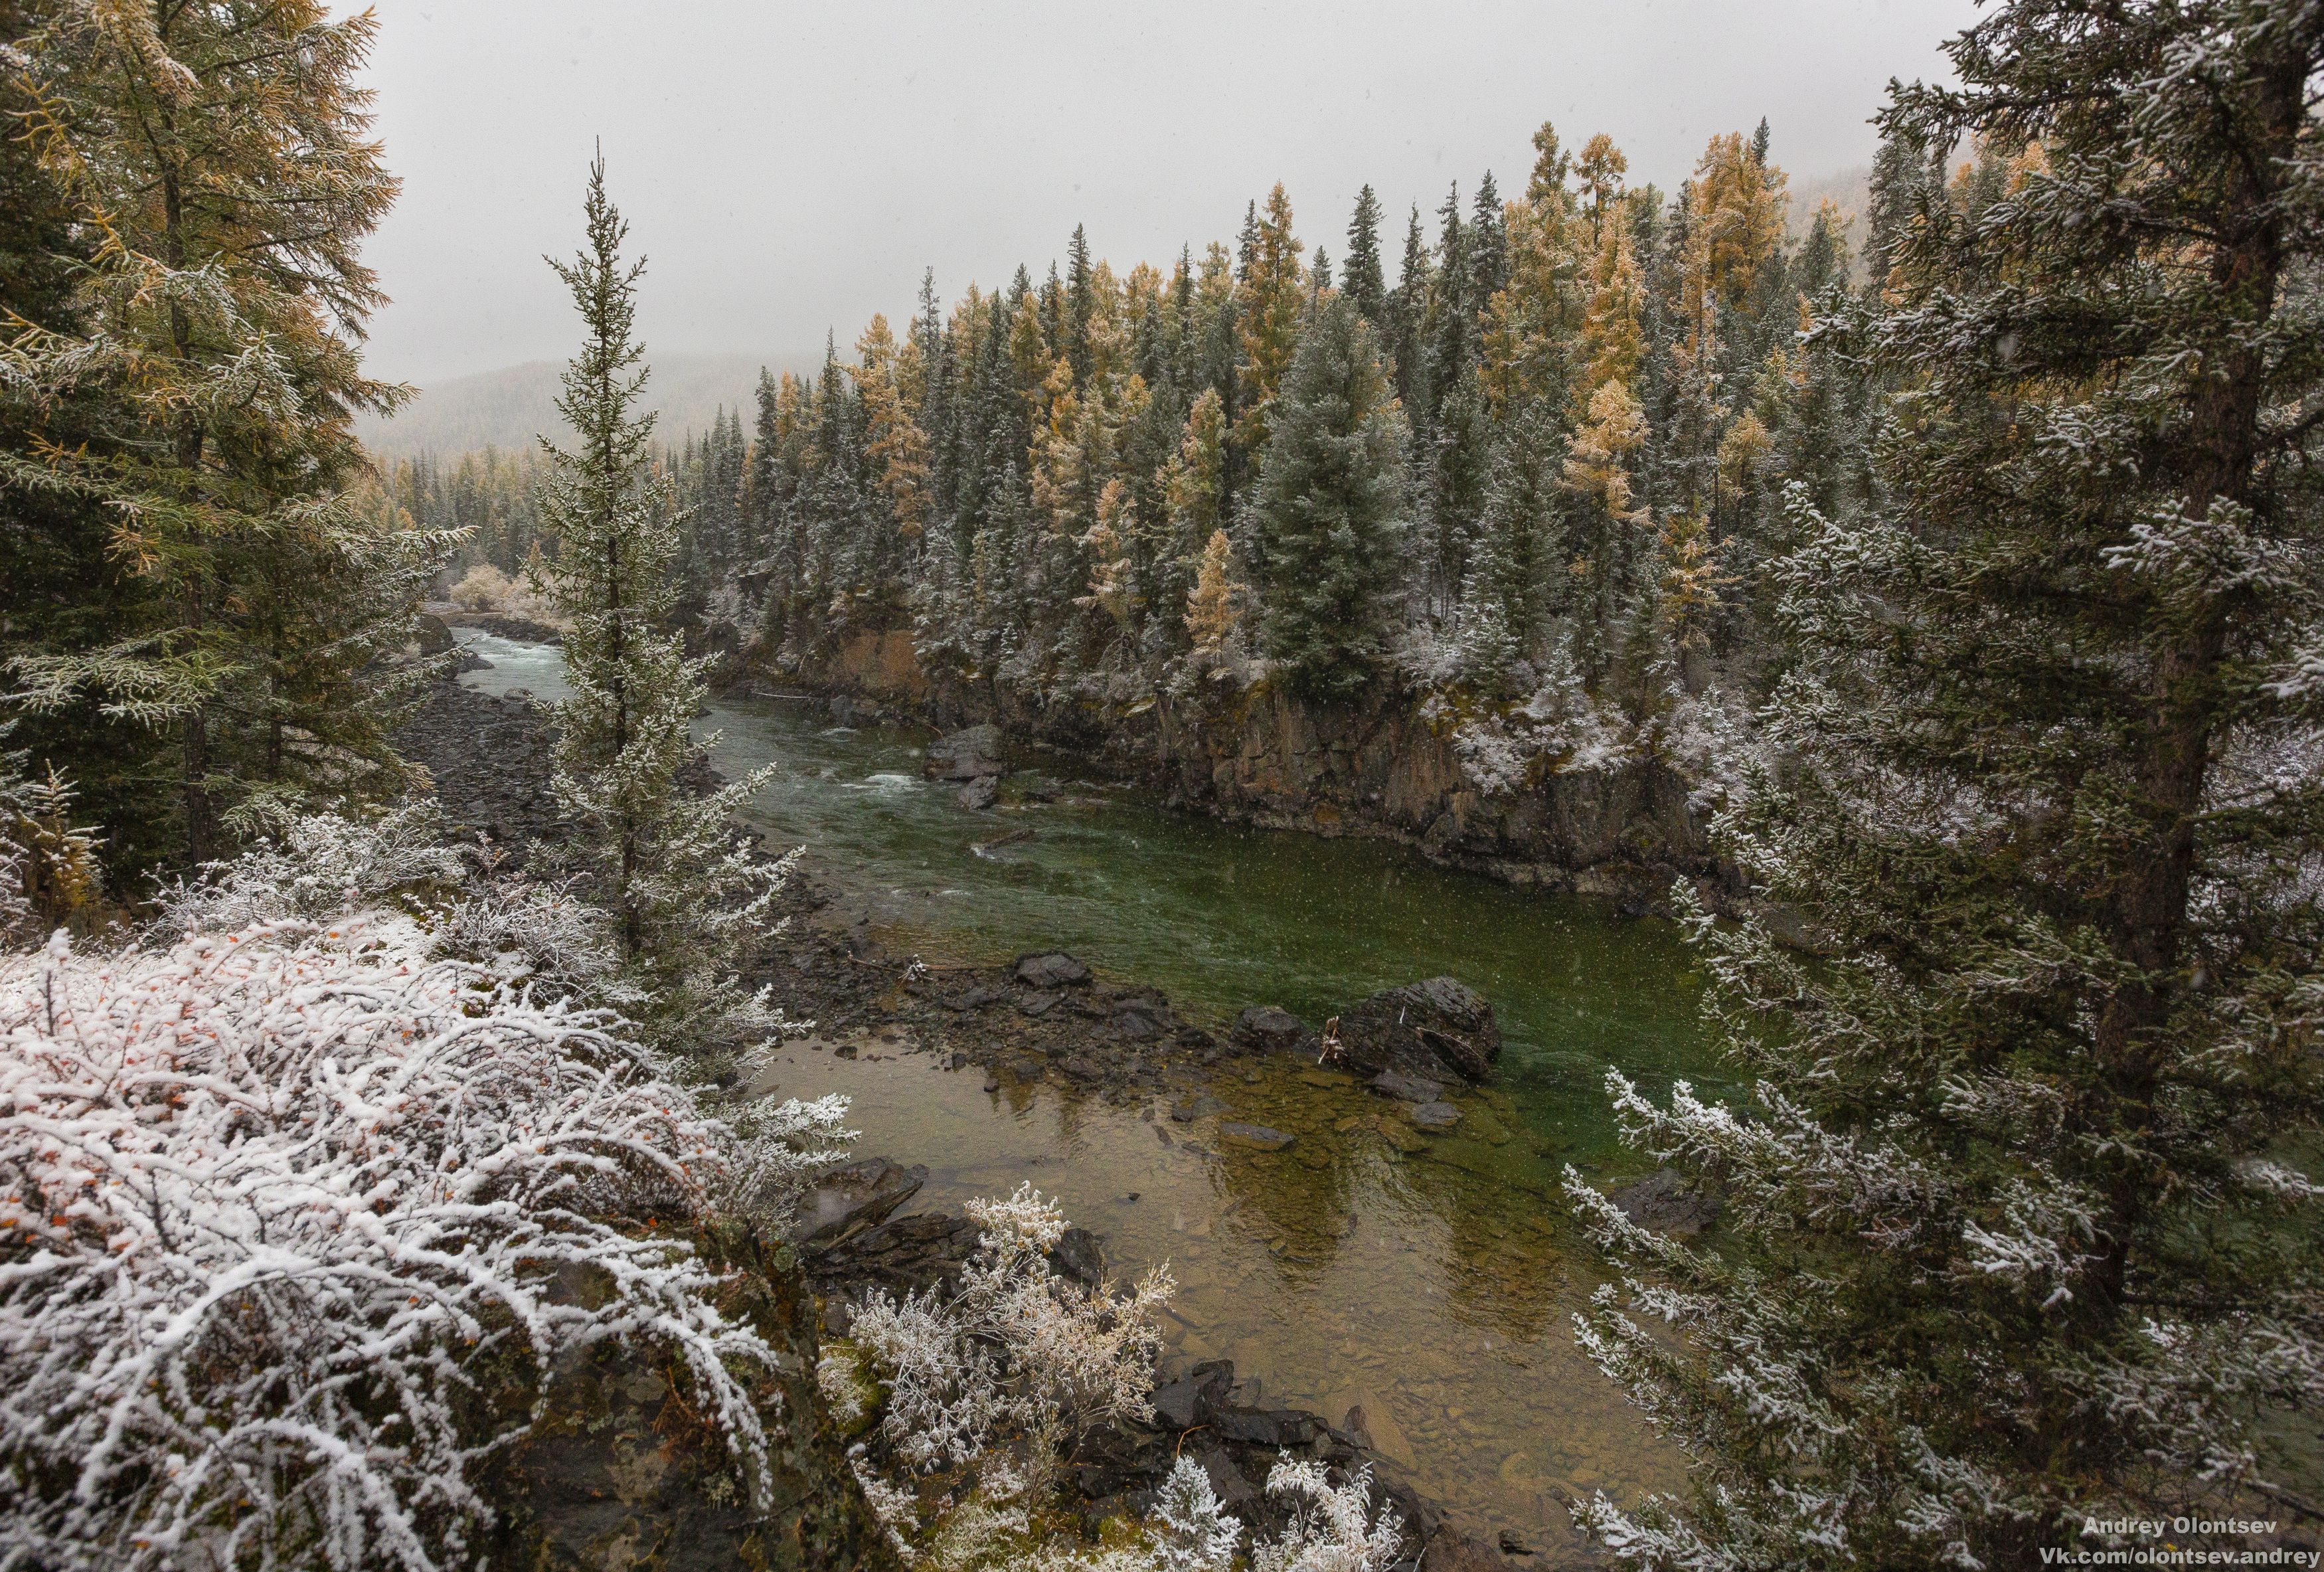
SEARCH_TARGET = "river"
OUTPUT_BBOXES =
[458,630,1727,1544]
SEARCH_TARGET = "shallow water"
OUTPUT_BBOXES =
[456,632,1725,1537]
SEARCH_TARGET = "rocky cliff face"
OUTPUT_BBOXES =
[734,637,1725,912]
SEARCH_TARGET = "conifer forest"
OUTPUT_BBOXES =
[3,3,2323,1571]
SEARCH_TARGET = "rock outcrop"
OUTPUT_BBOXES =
[1335,976,1502,1082]
[732,638,1725,909]
[924,723,1003,781]
[786,1156,927,1247]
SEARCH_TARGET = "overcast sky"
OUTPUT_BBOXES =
[351,0,1983,387]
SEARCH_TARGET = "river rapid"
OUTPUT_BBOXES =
[458,631,1728,1544]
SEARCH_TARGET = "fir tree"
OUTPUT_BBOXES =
[1386,204,1432,413]
[533,156,780,1009]
[1253,296,1407,699]
[1568,7,2324,1566]
[1342,185,1388,326]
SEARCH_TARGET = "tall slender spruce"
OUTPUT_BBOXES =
[535,157,781,1012]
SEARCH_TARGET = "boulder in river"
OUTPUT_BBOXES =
[955,775,998,810]
[1368,1069,1443,1104]
[414,611,456,654]
[1216,1120,1295,1152]
[925,723,1004,780]
[1231,1004,1309,1054]
[1335,976,1501,1082]
[786,1156,926,1246]
[1014,950,1093,988]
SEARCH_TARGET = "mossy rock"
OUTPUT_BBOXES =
[477,1217,902,1571]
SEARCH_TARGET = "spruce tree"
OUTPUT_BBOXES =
[1343,185,1388,325]
[1386,205,1432,413]
[1253,295,1408,699]
[535,157,780,1017]
[1568,7,2324,1566]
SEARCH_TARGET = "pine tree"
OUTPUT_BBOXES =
[1467,171,1508,309]
[1160,387,1229,638]
[1183,529,1245,661]
[533,156,780,1007]
[2,0,435,863]
[1577,133,1629,252]
[1568,7,2324,1566]
[1253,295,1408,699]
[1066,223,1095,384]
[1342,185,1387,325]
[1233,183,1305,467]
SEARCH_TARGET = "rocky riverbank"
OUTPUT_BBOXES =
[724,636,1732,916]
[394,673,1613,1569]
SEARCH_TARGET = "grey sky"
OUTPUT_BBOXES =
[353,0,1982,387]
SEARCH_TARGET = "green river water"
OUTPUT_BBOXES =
[459,632,1730,1542]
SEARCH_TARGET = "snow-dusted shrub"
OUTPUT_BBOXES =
[447,562,561,624]
[0,912,839,1571]
[149,800,464,936]
[720,1089,857,1228]
[853,1184,1173,1478]
[1250,1457,1406,1572]
[843,1188,1414,1572]
[1141,1455,1245,1572]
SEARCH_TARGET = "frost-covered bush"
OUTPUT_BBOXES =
[720,1089,857,1228]
[1430,634,1640,798]
[853,1184,1172,1478]
[1140,1455,1246,1572]
[1250,1458,1406,1572]
[841,1187,1408,1572]
[0,913,831,1571]
[148,799,465,936]
[447,562,561,624]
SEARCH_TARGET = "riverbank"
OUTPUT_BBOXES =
[724,634,1736,917]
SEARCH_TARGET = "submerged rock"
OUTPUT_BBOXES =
[1408,1100,1462,1132]
[786,1156,927,1247]
[1368,1069,1444,1103]
[1171,1093,1229,1122]
[1216,1120,1295,1152]
[1335,976,1502,1082]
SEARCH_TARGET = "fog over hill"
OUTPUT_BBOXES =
[355,351,815,458]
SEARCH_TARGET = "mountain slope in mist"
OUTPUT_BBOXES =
[356,351,812,458]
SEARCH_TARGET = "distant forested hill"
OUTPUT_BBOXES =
[355,351,812,458]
